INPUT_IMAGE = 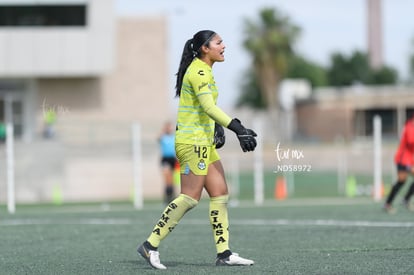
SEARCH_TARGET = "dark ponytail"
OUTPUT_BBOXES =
[175,30,216,97]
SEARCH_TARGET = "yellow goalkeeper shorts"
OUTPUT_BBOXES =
[175,143,220,176]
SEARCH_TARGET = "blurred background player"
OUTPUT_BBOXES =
[137,30,257,269]
[158,121,177,204]
[0,120,5,143]
[384,112,414,213]
[43,108,57,139]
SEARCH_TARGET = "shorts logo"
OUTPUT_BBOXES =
[197,159,206,170]
[184,164,190,175]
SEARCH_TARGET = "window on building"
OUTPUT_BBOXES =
[0,5,87,26]
[0,80,27,138]
[354,108,397,138]
[406,108,414,121]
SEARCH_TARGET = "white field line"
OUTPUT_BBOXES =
[1,218,414,228]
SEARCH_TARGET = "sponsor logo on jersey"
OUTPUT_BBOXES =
[198,82,208,90]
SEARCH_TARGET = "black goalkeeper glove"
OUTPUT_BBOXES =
[227,118,257,152]
[214,123,225,149]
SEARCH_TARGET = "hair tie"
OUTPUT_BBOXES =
[189,41,197,57]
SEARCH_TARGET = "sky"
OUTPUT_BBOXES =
[116,0,414,108]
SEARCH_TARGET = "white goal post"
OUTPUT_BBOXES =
[6,122,15,214]
[373,115,382,202]
[132,123,143,209]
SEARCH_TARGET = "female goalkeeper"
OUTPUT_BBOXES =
[137,30,257,269]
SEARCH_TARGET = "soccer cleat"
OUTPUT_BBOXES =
[137,243,167,270]
[216,252,254,266]
[403,201,414,212]
[383,204,395,214]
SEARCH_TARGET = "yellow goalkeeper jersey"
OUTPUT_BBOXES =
[175,58,232,145]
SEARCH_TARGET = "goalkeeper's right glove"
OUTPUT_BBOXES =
[214,123,226,149]
[227,118,257,152]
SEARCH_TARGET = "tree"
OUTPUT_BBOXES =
[237,56,328,109]
[327,50,398,86]
[242,8,300,112]
[371,66,398,84]
[236,69,266,109]
[286,56,328,87]
[327,51,368,86]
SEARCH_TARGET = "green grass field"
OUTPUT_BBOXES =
[233,170,394,200]
[1,197,414,275]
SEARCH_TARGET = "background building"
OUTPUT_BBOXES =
[0,0,173,203]
[296,85,414,142]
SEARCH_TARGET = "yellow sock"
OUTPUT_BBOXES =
[147,194,198,248]
[209,195,230,253]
